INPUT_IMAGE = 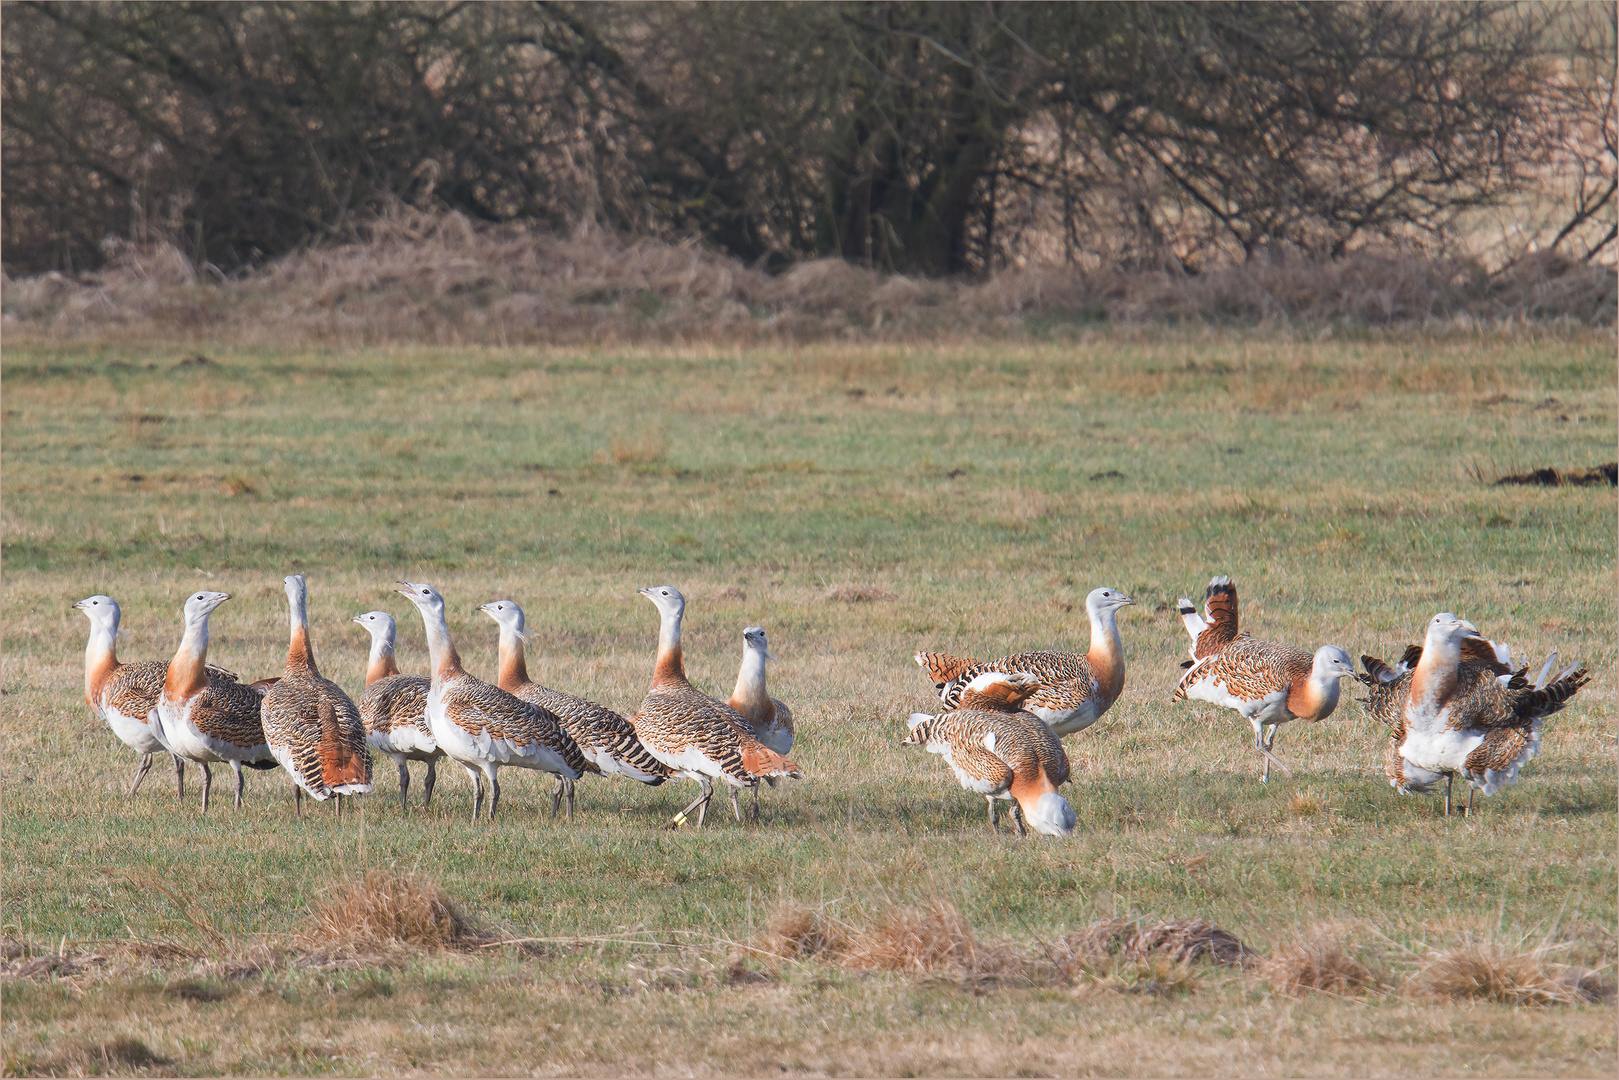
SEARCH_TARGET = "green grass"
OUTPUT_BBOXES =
[3,330,1615,1075]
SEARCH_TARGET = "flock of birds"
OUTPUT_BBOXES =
[75,575,1588,836]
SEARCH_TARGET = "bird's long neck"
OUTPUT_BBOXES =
[165,615,212,700]
[728,648,769,719]
[651,607,688,689]
[419,608,465,686]
[285,593,318,678]
[495,625,531,694]
[364,634,399,686]
[1289,670,1343,722]
[1410,634,1461,712]
[1085,606,1125,702]
[84,620,120,708]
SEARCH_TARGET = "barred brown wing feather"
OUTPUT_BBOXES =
[514,683,667,779]
[359,673,429,736]
[104,661,167,717]
[193,675,270,749]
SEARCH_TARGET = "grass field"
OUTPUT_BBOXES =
[3,329,1615,1076]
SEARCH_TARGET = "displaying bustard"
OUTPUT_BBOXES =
[915,587,1135,736]
[261,576,373,814]
[1359,613,1587,816]
[902,671,1076,837]
[75,594,187,797]
[353,610,440,810]
[479,598,668,819]
[629,587,800,829]
[1171,577,1355,781]
[155,591,278,811]
[397,582,586,822]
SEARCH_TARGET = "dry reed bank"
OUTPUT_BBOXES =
[1,327,1614,1076]
[3,210,1614,350]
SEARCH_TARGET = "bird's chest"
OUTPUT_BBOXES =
[1399,704,1483,770]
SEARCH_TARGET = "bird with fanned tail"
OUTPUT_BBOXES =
[629,587,800,829]
[1359,613,1587,816]
[1171,576,1355,781]
[915,587,1135,737]
[902,671,1075,837]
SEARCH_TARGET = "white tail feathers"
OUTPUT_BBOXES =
[1178,598,1206,641]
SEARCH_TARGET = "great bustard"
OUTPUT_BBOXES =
[915,587,1135,736]
[1360,613,1587,816]
[479,598,669,819]
[725,626,794,820]
[1171,577,1355,781]
[155,591,278,811]
[902,671,1075,837]
[397,582,585,822]
[353,610,440,810]
[629,587,800,829]
[75,594,187,797]
[261,576,373,814]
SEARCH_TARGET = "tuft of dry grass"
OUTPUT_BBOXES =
[755,902,853,961]
[1054,917,1253,971]
[1258,932,1378,997]
[1412,938,1607,1006]
[601,431,669,466]
[844,900,985,974]
[824,584,898,603]
[1289,789,1324,817]
[305,870,478,953]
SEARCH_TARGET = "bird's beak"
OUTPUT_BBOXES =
[637,587,652,597]
[1120,595,1136,606]
[219,593,232,602]
[351,615,364,625]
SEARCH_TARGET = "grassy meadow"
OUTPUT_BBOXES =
[2,329,1615,1076]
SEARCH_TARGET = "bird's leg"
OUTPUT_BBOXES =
[668,782,711,829]
[471,771,484,822]
[566,778,575,822]
[422,759,436,808]
[550,776,564,820]
[233,761,245,809]
[397,760,411,811]
[335,792,343,819]
[488,771,501,822]
[174,755,185,800]
[1012,802,1028,838]
[295,783,303,818]
[1465,786,1476,818]
[201,762,213,812]
[751,783,761,823]
[987,796,1000,834]
[730,786,743,823]
[1254,724,1292,781]
[129,753,153,796]
[695,778,712,830]
[1443,774,1453,817]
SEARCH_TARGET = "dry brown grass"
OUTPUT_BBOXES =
[304,870,479,954]
[1412,937,1608,1006]
[824,584,899,603]
[600,431,669,466]
[1258,931,1379,997]
[3,207,1612,346]
[1057,916,1254,968]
